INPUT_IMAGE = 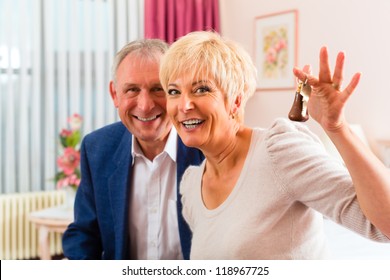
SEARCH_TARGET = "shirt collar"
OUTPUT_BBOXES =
[164,126,177,162]
[131,127,177,163]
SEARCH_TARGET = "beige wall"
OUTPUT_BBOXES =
[220,0,390,145]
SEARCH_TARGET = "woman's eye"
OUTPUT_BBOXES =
[195,86,210,94]
[167,89,180,95]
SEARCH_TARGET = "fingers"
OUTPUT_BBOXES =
[293,66,317,86]
[319,46,332,83]
[342,72,361,101]
[293,47,361,120]
[302,64,312,76]
[332,52,345,91]
[293,67,309,83]
[293,66,314,99]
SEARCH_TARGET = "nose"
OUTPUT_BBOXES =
[178,93,194,112]
[137,92,155,112]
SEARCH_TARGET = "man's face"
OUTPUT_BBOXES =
[110,53,172,149]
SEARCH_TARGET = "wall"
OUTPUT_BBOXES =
[219,0,390,259]
[220,0,390,148]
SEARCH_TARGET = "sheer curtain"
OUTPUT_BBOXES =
[0,0,144,194]
[144,0,220,43]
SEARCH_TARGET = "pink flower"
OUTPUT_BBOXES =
[68,113,83,130]
[57,147,81,175]
[266,48,277,63]
[275,39,287,52]
[68,174,81,186]
[56,177,68,189]
[56,174,81,189]
[60,129,73,137]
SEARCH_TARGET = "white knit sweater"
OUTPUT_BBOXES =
[181,118,389,259]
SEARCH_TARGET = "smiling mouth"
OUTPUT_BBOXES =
[136,115,159,122]
[181,119,204,129]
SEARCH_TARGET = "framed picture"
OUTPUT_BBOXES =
[254,10,298,91]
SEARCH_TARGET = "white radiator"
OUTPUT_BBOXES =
[0,190,66,260]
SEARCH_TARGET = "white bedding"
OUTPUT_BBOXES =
[323,218,390,259]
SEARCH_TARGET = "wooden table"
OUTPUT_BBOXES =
[28,206,73,260]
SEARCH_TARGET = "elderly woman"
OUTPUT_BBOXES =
[159,31,390,259]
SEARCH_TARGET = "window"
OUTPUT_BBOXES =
[0,0,144,193]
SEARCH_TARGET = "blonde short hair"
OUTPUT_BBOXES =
[159,31,257,122]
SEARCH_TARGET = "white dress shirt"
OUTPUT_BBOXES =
[128,128,183,260]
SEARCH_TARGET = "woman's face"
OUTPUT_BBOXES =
[166,74,233,150]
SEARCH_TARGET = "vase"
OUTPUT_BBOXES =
[63,186,76,209]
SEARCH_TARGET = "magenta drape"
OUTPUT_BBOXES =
[144,0,220,44]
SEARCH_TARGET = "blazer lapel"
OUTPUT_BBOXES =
[108,131,132,259]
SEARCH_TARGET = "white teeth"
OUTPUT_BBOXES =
[137,115,157,122]
[182,119,202,125]
[182,119,203,129]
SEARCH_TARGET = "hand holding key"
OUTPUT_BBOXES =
[288,66,311,122]
[291,47,361,133]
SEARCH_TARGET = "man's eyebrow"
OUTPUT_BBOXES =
[122,82,162,89]
[122,83,137,88]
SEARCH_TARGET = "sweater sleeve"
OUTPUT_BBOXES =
[264,118,389,242]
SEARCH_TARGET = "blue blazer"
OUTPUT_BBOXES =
[62,122,204,259]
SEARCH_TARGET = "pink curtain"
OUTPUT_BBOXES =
[145,0,220,44]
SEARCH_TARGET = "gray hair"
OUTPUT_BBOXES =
[111,38,169,83]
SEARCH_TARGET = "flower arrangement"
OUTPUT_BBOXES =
[55,113,83,191]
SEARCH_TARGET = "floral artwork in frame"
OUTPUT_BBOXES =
[254,10,298,90]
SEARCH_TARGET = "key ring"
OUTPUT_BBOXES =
[296,76,308,88]
[296,76,311,99]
